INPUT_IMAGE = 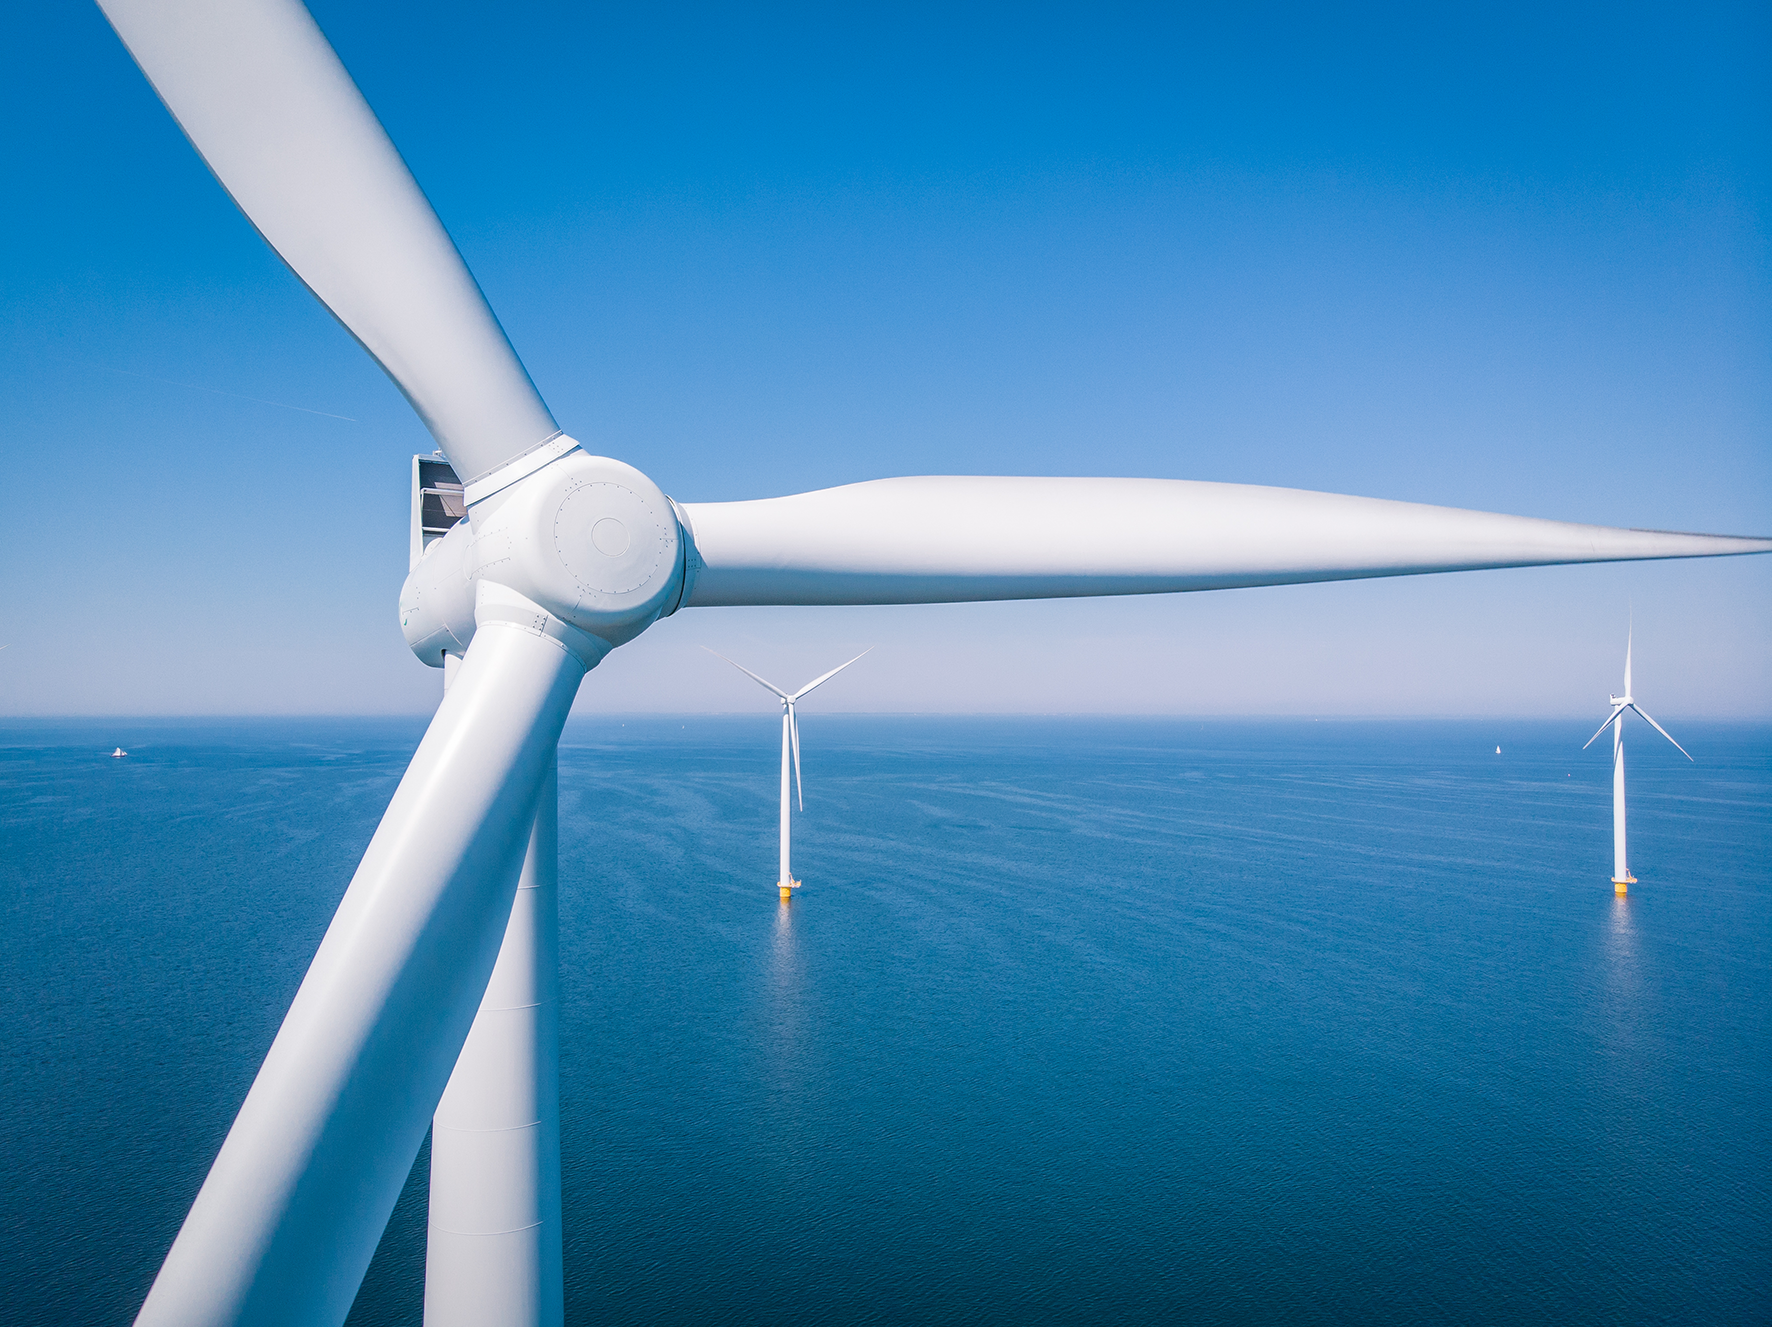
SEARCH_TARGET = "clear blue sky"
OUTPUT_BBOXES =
[3,1,1767,716]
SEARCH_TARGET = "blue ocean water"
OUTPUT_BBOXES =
[1,717,1767,1324]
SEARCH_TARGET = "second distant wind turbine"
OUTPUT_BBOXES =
[1582,629,1691,894]
[707,648,870,900]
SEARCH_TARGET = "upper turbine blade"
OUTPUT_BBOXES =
[678,477,1772,607]
[701,646,792,701]
[791,649,873,701]
[1628,703,1692,761]
[98,0,559,483]
[1583,707,1625,750]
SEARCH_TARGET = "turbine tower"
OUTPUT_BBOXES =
[1582,628,1692,893]
[89,1,1771,1323]
[707,649,869,900]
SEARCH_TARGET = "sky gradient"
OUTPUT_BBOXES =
[3,1,1767,716]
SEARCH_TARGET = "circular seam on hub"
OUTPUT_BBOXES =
[553,481,667,596]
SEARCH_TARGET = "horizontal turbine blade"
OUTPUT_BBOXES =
[136,623,587,1327]
[1628,703,1692,760]
[678,477,1772,607]
[98,0,559,483]
[700,646,791,701]
[791,648,873,701]
[1583,707,1625,750]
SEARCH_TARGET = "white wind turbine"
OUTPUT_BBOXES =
[1582,628,1692,893]
[705,648,870,900]
[90,2,1772,1324]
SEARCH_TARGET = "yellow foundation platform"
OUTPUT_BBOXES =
[1613,874,1635,896]
[778,878,801,901]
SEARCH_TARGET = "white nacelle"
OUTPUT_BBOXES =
[401,449,694,668]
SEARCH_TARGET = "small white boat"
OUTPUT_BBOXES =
[1495,746,1501,754]
[111,748,128,758]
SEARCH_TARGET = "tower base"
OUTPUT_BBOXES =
[778,878,801,902]
[1612,874,1635,896]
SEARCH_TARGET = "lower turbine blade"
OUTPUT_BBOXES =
[678,477,1772,606]
[137,622,588,1327]
[1583,706,1626,750]
[1629,703,1692,760]
[790,707,804,811]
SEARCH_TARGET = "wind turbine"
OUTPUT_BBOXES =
[705,648,870,901]
[1582,628,1692,894]
[89,2,1772,1324]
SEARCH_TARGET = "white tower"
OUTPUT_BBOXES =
[707,649,869,900]
[1584,629,1691,894]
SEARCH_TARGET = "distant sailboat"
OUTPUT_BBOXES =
[111,748,127,758]
[1495,745,1501,754]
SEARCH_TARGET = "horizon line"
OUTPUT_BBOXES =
[3,712,1768,723]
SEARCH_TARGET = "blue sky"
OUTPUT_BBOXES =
[3,1,1767,716]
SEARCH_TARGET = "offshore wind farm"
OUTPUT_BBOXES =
[2,2,1768,1326]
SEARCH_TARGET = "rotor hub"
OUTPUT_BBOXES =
[401,444,694,667]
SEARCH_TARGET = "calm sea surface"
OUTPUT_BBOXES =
[1,717,1767,1324]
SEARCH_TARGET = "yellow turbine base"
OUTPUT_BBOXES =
[778,879,801,901]
[1613,874,1635,895]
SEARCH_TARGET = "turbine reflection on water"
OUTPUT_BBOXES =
[764,896,807,1109]
[1606,895,1638,991]
[1600,892,1646,1066]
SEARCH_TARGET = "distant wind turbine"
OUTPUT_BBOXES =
[706,648,869,900]
[1582,628,1691,893]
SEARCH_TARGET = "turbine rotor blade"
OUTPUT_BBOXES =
[678,478,1772,607]
[136,623,587,1327]
[97,0,559,483]
[791,648,873,701]
[1583,707,1626,750]
[789,705,804,811]
[700,646,792,701]
[1628,703,1692,761]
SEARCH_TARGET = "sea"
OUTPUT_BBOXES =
[1,716,1767,1325]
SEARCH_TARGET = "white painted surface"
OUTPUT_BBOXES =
[97,0,1769,1318]
[96,0,559,483]
[1613,723,1629,882]
[426,762,563,1327]
[134,624,586,1327]
[779,710,793,887]
[463,435,580,508]
[455,452,687,652]
[704,651,867,891]
[1585,632,1691,883]
[402,522,479,668]
[680,477,1772,607]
